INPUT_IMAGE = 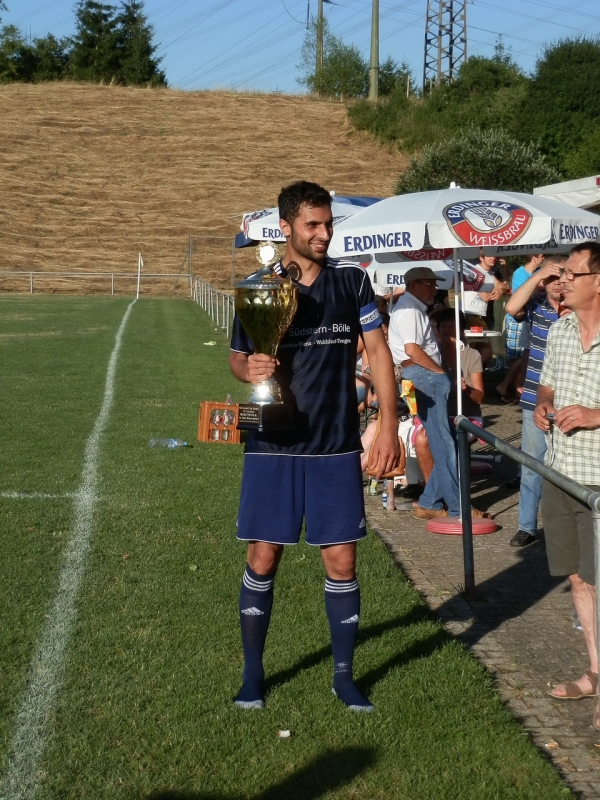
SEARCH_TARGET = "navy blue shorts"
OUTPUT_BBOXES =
[237,452,367,546]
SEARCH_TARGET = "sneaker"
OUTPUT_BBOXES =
[412,505,448,520]
[509,529,536,547]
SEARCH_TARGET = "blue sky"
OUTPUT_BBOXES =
[4,0,599,93]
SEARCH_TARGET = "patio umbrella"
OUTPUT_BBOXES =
[238,194,383,248]
[328,187,600,262]
[329,186,600,412]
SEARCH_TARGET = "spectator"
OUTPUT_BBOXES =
[411,309,485,482]
[496,253,545,403]
[388,267,483,520]
[462,250,507,364]
[436,308,485,418]
[504,255,566,547]
[534,243,600,722]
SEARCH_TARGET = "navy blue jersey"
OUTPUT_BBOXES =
[231,259,381,455]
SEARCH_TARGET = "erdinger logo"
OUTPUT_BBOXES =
[403,248,453,261]
[443,201,532,247]
[242,208,270,237]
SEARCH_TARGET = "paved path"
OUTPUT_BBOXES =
[365,396,600,799]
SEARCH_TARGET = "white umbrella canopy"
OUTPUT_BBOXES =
[241,194,382,245]
[373,259,494,292]
[328,187,600,260]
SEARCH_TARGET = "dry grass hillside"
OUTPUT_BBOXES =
[0,83,407,292]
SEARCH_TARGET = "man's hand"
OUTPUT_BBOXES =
[229,351,279,383]
[536,260,562,285]
[247,353,278,383]
[555,405,600,434]
[367,425,401,479]
[534,400,556,431]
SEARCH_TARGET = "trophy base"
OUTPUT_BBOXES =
[237,403,295,433]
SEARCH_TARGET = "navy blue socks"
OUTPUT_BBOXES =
[325,576,373,712]
[234,564,275,709]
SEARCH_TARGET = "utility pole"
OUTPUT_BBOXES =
[423,0,467,93]
[316,0,323,96]
[368,0,379,101]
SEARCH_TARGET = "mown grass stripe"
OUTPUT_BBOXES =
[0,493,77,500]
[0,299,135,800]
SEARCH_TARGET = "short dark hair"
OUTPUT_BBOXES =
[569,242,600,274]
[541,254,567,268]
[435,307,467,334]
[278,181,332,225]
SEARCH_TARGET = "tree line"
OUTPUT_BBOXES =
[0,0,165,86]
[300,23,600,191]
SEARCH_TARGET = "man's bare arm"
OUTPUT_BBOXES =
[505,262,561,319]
[404,342,445,373]
[363,327,400,477]
[534,384,556,431]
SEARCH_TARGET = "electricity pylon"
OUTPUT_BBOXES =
[422,0,467,94]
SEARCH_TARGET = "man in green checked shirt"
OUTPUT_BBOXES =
[534,242,600,727]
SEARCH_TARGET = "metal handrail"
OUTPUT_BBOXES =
[454,414,600,601]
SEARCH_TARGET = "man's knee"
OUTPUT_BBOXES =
[247,542,283,575]
[569,573,595,593]
[321,543,357,580]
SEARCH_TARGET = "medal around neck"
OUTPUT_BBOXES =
[234,266,298,431]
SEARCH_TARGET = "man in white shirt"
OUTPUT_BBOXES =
[388,267,460,520]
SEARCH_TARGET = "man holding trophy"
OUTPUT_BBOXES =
[229,181,399,712]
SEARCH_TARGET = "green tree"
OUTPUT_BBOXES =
[564,126,600,178]
[0,2,8,24]
[395,127,560,195]
[0,25,70,82]
[298,17,368,98]
[30,34,70,81]
[0,24,33,82]
[378,57,414,97]
[525,37,600,168]
[113,0,165,86]
[70,0,120,82]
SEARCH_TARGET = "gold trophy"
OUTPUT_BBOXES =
[234,265,298,432]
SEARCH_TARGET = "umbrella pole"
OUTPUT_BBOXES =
[453,250,475,596]
[457,420,476,597]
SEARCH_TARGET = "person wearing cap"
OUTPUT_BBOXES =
[388,266,461,519]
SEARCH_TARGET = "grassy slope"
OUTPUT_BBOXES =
[0,84,407,290]
[0,297,571,799]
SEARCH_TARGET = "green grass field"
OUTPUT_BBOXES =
[0,295,573,800]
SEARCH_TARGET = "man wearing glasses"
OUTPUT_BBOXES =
[388,266,461,519]
[534,243,600,723]
[503,254,566,547]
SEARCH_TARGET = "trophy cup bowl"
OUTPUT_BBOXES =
[234,266,298,430]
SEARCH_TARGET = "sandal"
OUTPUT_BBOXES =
[547,669,598,700]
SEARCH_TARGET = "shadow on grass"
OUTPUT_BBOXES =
[145,745,376,800]
[264,605,433,696]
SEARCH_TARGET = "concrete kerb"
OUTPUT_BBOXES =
[365,397,600,798]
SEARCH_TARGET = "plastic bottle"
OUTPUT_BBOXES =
[367,477,378,496]
[382,488,388,509]
[149,438,188,449]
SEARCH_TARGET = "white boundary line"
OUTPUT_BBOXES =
[0,299,136,800]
